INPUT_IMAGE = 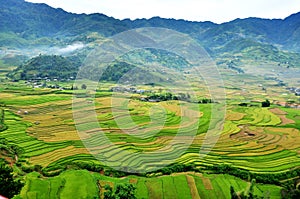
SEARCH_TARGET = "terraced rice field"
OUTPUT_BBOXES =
[0,83,299,174]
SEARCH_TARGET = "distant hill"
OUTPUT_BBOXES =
[7,55,79,80]
[7,54,138,82]
[1,0,300,65]
[8,48,190,81]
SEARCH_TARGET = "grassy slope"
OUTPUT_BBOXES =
[18,170,282,199]
[19,170,98,199]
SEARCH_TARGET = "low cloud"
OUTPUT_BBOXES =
[57,42,86,54]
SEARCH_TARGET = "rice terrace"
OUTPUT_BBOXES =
[0,0,300,198]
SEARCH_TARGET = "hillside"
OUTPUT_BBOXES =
[7,55,79,80]
[8,48,192,82]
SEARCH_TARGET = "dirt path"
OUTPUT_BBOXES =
[186,175,201,199]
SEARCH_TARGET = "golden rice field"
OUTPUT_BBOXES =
[0,82,299,174]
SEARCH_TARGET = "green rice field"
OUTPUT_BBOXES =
[18,170,282,199]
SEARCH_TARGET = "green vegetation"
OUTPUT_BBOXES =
[122,48,191,70]
[262,99,271,107]
[20,170,98,199]
[0,160,23,198]
[7,55,79,81]
[104,183,136,199]
[0,1,300,198]
[7,54,189,83]
[0,78,298,198]
[0,79,298,196]
[18,170,283,199]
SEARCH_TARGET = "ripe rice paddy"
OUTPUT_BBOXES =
[0,83,299,174]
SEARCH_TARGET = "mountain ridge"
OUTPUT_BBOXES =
[1,0,300,55]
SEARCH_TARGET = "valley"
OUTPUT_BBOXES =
[0,63,299,198]
[0,0,299,199]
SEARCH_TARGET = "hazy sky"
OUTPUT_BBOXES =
[26,0,300,23]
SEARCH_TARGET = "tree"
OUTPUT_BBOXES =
[104,184,114,199]
[262,99,270,107]
[115,184,136,199]
[81,84,87,90]
[71,85,78,90]
[0,162,23,198]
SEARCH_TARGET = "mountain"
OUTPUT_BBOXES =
[1,0,300,61]
[0,0,128,37]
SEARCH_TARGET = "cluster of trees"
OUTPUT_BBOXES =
[261,99,271,107]
[32,161,125,178]
[142,92,213,104]
[151,92,177,101]
[238,102,249,107]
[141,92,191,102]
[34,161,200,179]
[198,98,213,104]
[157,163,198,175]
[238,99,271,108]
[209,164,300,185]
[20,163,66,177]
[104,184,137,199]
[70,161,103,172]
[70,84,87,90]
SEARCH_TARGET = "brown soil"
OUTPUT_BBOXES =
[129,178,138,184]
[186,175,201,199]
[269,108,287,115]
[201,177,213,190]
[230,126,257,139]
[270,108,295,125]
